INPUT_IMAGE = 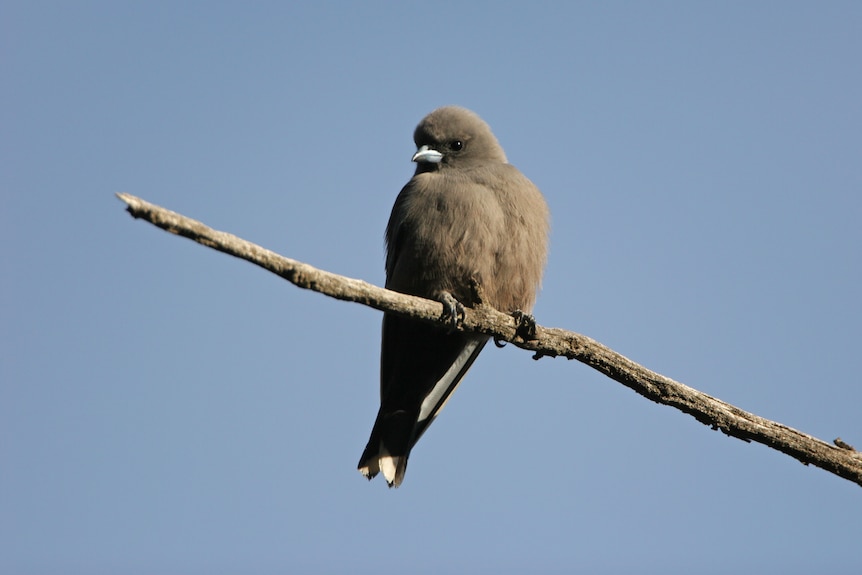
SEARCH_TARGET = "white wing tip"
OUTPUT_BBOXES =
[380,454,399,486]
[358,447,404,487]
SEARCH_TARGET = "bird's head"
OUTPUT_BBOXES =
[411,106,507,173]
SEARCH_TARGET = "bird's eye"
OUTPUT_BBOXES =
[451,140,463,151]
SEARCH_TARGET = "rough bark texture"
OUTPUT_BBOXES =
[116,192,862,487]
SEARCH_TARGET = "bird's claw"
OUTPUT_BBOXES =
[512,309,538,341]
[439,293,466,333]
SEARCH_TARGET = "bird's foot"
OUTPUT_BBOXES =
[438,292,466,333]
[512,309,538,341]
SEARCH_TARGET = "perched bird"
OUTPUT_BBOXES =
[358,106,549,487]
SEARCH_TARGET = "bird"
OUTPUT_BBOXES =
[357,106,549,487]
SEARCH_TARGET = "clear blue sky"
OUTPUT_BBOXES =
[3,1,861,573]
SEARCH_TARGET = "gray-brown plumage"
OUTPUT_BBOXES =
[358,106,549,487]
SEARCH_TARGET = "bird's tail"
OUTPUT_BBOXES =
[357,409,414,487]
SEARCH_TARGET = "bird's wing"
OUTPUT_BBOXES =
[358,314,488,486]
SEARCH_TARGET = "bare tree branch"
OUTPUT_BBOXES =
[116,192,862,487]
